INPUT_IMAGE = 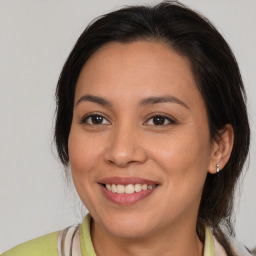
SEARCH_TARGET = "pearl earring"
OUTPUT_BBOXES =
[216,164,220,173]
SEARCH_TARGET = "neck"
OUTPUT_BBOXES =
[91,217,203,256]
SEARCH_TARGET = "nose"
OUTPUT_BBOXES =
[103,124,148,168]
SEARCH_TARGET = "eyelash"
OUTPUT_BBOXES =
[79,113,177,126]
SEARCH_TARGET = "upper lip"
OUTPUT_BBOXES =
[98,176,160,186]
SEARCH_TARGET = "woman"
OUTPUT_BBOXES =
[2,1,252,256]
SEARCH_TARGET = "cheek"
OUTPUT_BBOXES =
[68,126,106,211]
[149,127,211,198]
[68,126,104,183]
[148,129,210,174]
[150,132,210,212]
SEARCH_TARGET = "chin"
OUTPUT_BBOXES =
[100,213,156,239]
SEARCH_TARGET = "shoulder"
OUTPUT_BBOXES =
[1,231,59,256]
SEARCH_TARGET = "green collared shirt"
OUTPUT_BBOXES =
[1,214,219,256]
[80,215,216,256]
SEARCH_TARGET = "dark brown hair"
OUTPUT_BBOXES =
[54,1,250,255]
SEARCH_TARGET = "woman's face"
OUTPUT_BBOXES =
[69,41,216,238]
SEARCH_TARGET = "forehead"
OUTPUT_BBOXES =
[75,40,202,109]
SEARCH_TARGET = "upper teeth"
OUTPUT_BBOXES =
[105,184,156,194]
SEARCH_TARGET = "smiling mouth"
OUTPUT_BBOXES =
[97,176,160,205]
[100,183,159,194]
[99,182,159,205]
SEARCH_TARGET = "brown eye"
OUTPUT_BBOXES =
[153,116,165,125]
[146,115,176,126]
[91,115,104,124]
[81,114,110,125]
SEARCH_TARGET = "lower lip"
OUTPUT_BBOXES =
[99,185,157,205]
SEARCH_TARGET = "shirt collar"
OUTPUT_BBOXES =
[80,214,216,256]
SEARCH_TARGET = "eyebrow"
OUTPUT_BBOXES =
[76,94,189,109]
[140,96,189,109]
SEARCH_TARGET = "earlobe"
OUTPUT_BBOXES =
[208,124,234,174]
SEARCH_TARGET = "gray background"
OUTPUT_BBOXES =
[0,0,255,252]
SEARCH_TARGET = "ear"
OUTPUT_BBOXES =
[208,124,234,174]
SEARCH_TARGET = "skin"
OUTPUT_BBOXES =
[68,41,234,256]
